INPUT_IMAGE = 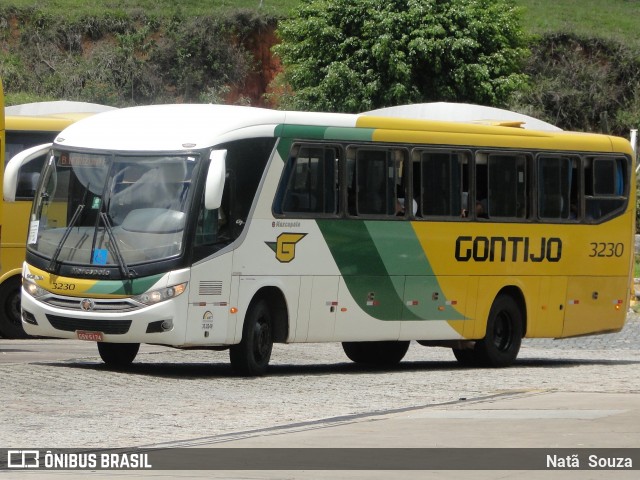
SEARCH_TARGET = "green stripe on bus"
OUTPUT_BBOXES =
[274,124,375,162]
[324,127,375,141]
[365,221,465,321]
[317,219,465,321]
[276,124,328,139]
[317,220,401,319]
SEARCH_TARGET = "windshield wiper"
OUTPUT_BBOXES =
[99,211,135,282]
[47,204,84,274]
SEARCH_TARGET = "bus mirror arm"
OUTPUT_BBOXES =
[205,149,227,210]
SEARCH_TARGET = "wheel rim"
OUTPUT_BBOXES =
[492,311,513,352]
[252,317,272,364]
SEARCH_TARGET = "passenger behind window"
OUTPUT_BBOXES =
[396,197,417,216]
[476,199,488,219]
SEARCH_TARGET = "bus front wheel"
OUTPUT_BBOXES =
[0,277,29,339]
[342,341,410,366]
[97,342,140,368]
[453,294,522,368]
[229,299,273,376]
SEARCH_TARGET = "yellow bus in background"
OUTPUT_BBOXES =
[0,102,114,338]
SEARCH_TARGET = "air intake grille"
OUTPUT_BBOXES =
[46,315,132,334]
[42,295,141,312]
[199,281,223,295]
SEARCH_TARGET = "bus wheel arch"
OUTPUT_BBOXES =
[453,287,525,368]
[496,286,527,337]
[229,287,288,376]
[477,290,524,367]
[0,275,30,339]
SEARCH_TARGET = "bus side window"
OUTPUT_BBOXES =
[192,171,232,261]
[279,145,338,215]
[584,156,628,220]
[351,147,406,217]
[415,150,467,217]
[487,153,528,219]
[538,155,574,220]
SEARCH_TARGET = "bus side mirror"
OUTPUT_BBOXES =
[204,149,227,210]
[3,143,52,202]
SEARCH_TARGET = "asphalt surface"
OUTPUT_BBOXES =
[1,312,639,480]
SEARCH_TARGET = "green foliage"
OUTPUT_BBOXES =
[151,15,253,102]
[511,33,640,136]
[272,0,529,112]
[0,6,276,106]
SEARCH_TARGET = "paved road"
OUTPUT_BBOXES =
[1,313,638,479]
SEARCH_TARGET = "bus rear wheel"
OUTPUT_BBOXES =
[97,342,140,368]
[453,294,522,368]
[0,277,29,339]
[230,299,273,376]
[342,341,410,366]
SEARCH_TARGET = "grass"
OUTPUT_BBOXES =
[4,0,639,45]
[3,0,301,19]
[514,0,640,46]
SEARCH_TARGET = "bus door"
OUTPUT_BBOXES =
[186,181,237,345]
[186,254,236,345]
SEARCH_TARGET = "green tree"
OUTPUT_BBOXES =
[272,0,529,112]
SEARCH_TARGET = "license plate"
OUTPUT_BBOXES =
[76,330,104,342]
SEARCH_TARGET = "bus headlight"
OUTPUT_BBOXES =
[24,280,48,299]
[133,282,187,306]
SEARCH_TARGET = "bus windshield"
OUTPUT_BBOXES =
[28,150,197,269]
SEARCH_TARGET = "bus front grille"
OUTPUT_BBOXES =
[46,315,132,334]
[42,295,142,312]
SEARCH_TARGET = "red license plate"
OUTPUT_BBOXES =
[76,330,104,341]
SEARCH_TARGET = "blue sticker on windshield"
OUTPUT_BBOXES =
[93,249,108,265]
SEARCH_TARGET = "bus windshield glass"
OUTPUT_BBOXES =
[28,150,197,268]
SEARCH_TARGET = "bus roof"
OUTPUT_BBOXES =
[53,104,631,155]
[55,104,357,152]
[5,114,90,132]
[5,101,116,132]
[364,102,562,132]
[5,101,115,116]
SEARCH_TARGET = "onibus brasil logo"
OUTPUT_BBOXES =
[265,232,307,263]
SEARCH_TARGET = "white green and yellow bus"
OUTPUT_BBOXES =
[0,103,114,338]
[6,104,634,374]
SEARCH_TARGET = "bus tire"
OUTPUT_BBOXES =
[342,340,410,366]
[229,299,273,376]
[0,277,30,339]
[97,342,140,368]
[452,347,480,367]
[475,294,523,367]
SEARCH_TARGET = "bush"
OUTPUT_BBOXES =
[512,33,640,136]
[0,6,274,106]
